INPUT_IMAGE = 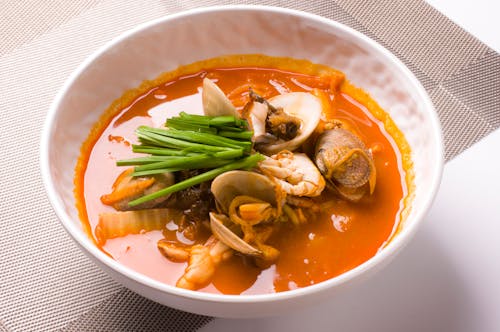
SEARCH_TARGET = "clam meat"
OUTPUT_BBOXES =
[244,91,322,155]
[209,170,284,262]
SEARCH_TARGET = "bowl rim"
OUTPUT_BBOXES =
[40,4,444,304]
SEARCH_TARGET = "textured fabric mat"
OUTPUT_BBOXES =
[0,0,498,331]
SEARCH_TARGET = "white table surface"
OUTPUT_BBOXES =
[201,1,500,331]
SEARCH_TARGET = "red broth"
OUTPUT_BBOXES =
[75,62,408,295]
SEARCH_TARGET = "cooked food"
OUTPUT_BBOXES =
[75,55,412,294]
[315,127,376,201]
[245,91,321,154]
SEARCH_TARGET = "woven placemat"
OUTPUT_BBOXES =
[0,0,498,331]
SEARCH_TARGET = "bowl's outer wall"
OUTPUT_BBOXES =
[43,7,443,317]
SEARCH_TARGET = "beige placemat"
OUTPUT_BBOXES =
[0,0,498,331]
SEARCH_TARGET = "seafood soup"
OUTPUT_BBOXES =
[75,55,412,295]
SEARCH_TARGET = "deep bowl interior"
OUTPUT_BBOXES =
[42,6,443,317]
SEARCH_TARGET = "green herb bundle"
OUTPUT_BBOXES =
[117,112,263,207]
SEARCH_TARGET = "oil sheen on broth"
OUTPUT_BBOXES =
[75,56,409,295]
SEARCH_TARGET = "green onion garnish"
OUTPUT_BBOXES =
[117,113,261,206]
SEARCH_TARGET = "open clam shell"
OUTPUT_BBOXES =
[210,170,282,215]
[249,92,322,155]
[202,78,238,117]
[209,212,263,257]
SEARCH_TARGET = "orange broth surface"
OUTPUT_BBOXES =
[76,64,407,295]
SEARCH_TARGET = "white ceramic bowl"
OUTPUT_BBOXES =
[40,6,443,318]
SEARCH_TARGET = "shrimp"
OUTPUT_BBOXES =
[158,237,233,290]
[101,168,175,211]
[259,151,326,197]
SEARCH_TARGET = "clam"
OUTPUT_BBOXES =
[246,100,269,142]
[209,170,284,258]
[314,128,376,201]
[246,92,322,155]
[202,78,238,117]
[210,170,282,215]
[210,213,263,257]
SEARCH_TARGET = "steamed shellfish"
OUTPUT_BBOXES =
[315,128,376,201]
[209,170,284,262]
[245,91,322,155]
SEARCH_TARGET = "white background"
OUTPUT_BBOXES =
[201,1,500,331]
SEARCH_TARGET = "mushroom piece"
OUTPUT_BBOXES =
[201,78,238,117]
[245,92,322,155]
[314,128,376,201]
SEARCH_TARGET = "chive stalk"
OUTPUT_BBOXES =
[131,146,199,156]
[128,154,264,207]
[136,127,231,152]
[218,130,254,140]
[144,127,250,151]
[117,112,258,208]
[133,149,244,172]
